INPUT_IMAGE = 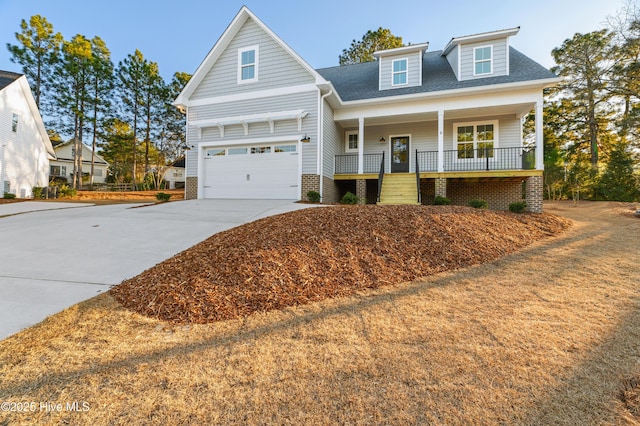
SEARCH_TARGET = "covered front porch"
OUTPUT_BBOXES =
[328,93,545,211]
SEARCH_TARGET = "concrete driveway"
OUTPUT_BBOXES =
[0,199,315,340]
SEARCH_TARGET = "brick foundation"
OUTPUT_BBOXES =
[356,179,367,204]
[447,178,525,210]
[301,174,320,201]
[185,177,198,200]
[420,179,436,205]
[525,175,544,213]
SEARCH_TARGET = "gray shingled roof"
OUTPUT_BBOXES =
[316,47,557,102]
[0,70,22,91]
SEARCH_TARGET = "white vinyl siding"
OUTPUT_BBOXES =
[459,39,508,80]
[322,101,340,178]
[445,45,460,80]
[0,79,50,198]
[187,90,318,175]
[192,19,316,99]
[379,51,422,90]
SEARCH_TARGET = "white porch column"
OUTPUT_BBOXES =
[358,117,364,174]
[535,99,544,171]
[437,110,444,172]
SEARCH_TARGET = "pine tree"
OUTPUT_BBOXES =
[338,28,403,65]
[88,36,114,186]
[117,50,146,188]
[595,141,639,201]
[52,34,94,188]
[552,30,615,167]
[6,15,62,110]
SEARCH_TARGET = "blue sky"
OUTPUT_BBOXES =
[0,0,627,82]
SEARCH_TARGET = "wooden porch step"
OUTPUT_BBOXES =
[378,173,420,205]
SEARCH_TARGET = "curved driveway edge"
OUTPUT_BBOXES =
[0,199,318,340]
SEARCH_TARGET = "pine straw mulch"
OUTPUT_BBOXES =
[111,205,570,324]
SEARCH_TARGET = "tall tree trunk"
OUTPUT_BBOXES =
[132,110,137,190]
[90,79,98,186]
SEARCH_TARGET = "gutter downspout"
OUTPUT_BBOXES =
[318,89,333,202]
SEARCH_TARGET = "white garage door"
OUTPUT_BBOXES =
[202,144,299,199]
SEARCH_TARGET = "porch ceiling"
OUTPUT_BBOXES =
[335,102,535,128]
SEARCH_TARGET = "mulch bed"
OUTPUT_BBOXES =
[110,205,571,324]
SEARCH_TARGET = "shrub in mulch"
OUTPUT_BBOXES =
[110,205,571,324]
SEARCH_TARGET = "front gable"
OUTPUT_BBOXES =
[176,7,327,106]
[53,141,108,165]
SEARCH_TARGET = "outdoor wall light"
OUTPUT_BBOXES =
[379,136,386,143]
[300,134,311,143]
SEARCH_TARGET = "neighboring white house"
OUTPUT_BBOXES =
[175,7,560,212]
[49,140,109,185]
[0,70,55,198]
[162,157,185,189]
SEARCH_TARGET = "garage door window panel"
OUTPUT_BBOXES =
[228,147,247,155]
[206,148,225,157]
[275,145,296,153]
[251,146,271,154]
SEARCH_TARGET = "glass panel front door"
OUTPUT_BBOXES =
[391,136,410,173]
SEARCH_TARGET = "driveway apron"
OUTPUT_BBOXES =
[0,199,314,340]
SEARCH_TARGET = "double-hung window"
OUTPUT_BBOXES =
[345,131,359,153]
[238,46,258,83]
[474,46,492,75]
[455,121,497,159]
[392,59,408,86]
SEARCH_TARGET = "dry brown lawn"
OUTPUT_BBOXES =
[0,201,639,425]
[73,189,184,202]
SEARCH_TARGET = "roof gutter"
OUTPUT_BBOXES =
[333,77,562,109]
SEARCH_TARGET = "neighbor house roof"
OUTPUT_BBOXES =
[171,157,185,168]
[316,48,558,103]
[53,140,109,165]
[0,70,22,91]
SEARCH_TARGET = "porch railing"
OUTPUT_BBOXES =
[377,151,385,202]
[335,147,535,175]
[335,153,384,174]
[415,147,536,172]
[415,150,421,204]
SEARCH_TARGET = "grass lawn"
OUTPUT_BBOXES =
[0,201,639,425]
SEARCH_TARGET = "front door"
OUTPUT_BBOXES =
[391,136,410,173]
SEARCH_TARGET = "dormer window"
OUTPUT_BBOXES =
[474,46,492,75]
[392,59,408,86]
[238,45,259,83]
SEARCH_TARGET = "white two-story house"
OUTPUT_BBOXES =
[0,71,55,198]
[174,6,559,212]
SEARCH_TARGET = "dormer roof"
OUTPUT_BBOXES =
[373,42,430,58]
[442,27,520,56]
[316,47,558,103]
